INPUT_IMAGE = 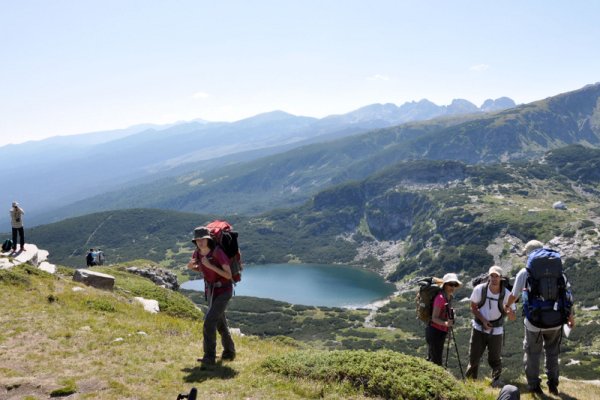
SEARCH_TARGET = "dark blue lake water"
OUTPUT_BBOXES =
[180,263,396,308]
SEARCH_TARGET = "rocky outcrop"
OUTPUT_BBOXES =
[0,243,56,273]
[125,266,179,290]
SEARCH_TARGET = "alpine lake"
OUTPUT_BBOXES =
[181,263,396,308]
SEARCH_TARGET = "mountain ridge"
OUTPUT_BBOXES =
[34,84,599,225]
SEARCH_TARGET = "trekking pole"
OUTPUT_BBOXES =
[444,329,451,369]
[450,327,465,380]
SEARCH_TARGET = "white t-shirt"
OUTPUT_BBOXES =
[470,283,512,335]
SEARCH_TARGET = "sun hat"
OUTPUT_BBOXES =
[488,265,503,277]
[442,272,462,287]
[12,201,18,207]
[191,226,212,242]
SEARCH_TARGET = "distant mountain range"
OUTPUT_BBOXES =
[1,96,516,229]
[28,83,600,226]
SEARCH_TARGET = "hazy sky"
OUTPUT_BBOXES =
[2,1,599,145]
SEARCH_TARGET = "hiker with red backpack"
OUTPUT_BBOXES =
[426,273,462,366]
[187,226,236,366]
[465,265,516,388]
[503,240,575,396]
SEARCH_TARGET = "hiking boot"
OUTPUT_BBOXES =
[548,383,559,395]
[197,357,215,365]
[490,378,504,388]
[528,384,543,394]
[221,351,236,361]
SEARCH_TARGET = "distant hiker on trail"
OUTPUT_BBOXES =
[86,248,96,267]
[466,266,516,388]
[97,248,105,265]
[187,226,236,366]
[503,240,575,396]
[9,201,25,252]
[426,272,461,366]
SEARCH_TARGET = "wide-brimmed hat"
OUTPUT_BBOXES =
[488,265,503,277]
[12,201,19,207]
[191,226,212,242]
[442,272,462,287]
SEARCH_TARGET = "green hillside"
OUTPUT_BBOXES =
[0,263,490,400]
[2,262,600,399]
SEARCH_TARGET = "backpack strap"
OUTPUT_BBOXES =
[474,282,507,328]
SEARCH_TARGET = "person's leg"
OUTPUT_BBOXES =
[203,291,229,361]
[18,227,25,249]
[426,326,447,366]
[11,228,17,251]
[542,328,562,392]
[466,328,486,379]
[488,333,504,382]
[523,327,543,390]
[215,291,236,359]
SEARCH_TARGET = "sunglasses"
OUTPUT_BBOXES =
[446,283,459,287]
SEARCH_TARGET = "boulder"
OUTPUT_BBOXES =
[73,269,115,290]
[134,297,160,313]
[553,201,567,210]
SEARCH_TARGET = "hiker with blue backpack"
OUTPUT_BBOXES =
[503,240,575,396]
[9,201,26,252]
[187,226,236,366]
[465,265,516,388]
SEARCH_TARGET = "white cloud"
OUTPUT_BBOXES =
[366,74,391,81]
[191,91,210,99]
[469,64,490,72]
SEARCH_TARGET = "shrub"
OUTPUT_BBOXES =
[263,349,472,400]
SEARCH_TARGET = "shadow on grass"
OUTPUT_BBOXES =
[509,382,578,400]
[182,362,238,383]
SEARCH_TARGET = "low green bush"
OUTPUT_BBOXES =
[263,349,473,400]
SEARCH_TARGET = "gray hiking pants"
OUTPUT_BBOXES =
[203,289,235,360]
[523,326,561,388]
[466,328,503,380]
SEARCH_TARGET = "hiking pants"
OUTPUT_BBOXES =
[11,227,24,250]
[466,328,503,380]
[426,325,447,366]
[523,326,561,389]
[203,289,235,360]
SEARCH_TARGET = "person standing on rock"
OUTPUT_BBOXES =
[9,201,25,252]
[187,226,236,366]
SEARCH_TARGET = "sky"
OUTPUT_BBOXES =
[1,1,599,145]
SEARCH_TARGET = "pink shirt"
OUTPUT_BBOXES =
[430,292,450,332]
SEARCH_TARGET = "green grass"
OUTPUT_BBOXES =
[2,262,600,399]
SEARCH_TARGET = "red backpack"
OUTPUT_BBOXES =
[206,220,243,283]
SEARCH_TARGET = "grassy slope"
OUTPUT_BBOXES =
[2,263,600,400]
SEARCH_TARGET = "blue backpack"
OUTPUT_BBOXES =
[523,248,572,328]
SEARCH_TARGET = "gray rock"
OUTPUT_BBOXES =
[73,269,115,290]
[553,201,567,210]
